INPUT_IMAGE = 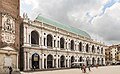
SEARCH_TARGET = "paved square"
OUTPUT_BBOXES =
[21,65,120,74]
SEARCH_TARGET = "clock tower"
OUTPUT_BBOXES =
[0,0,20,73]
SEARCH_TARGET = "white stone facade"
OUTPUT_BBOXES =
[21,15,106,70]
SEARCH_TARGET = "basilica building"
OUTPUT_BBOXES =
[20,14,106,71]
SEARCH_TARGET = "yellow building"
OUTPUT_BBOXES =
[105,44,120,65]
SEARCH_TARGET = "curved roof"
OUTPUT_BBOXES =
[35,15,91,38]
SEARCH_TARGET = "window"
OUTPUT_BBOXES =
[44,38,46,46]
[47,34,53,47]
[58,41,59,48]
[54,40,56,47]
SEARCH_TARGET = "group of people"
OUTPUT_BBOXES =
[80,64,99,73]
[80,64,90,73]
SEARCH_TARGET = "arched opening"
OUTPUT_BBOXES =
[71,40,74,51]
[79,42,82,51]
[47,34,53,47]
[86,44,89,52]
[101,48,103,54]
[97,47,100,54]
[92,57,95,66]
[79,57,83,62]
[92,45,95,53]
[86,57,89,66]
[47,54,53,68]
[60,55,65,67]
[60,37,65,49]
[31,31,39,45]
[71,56,75,64]
[97,58,100,65]
[32,53,39,69]
[101,58,104,65]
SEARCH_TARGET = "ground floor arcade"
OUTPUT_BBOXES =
[22,48,105,71]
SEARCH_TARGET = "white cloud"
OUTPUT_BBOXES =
[20,0,120,45]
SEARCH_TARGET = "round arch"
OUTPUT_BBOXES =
[60,37,65,49]
[92,45,95,53]
[32,53,40,69]
[97,58,100,65]
[60,55,65,67]
[92,57,95,66]
[31,30,39,45]
[71,56,75,64]
[71,40,74,51]
[86,44,89,52]
[79,42,82,51]
[47,54,53,68]
[47,34,53,47]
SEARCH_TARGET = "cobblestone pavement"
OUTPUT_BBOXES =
[21,65,120,74]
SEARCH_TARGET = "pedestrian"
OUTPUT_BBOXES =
[96,64,99,68]
[8,66,13,74]
[83,64,86,73]
[80,64,83,72]
[33,65,36,71]
[88,64,91,71]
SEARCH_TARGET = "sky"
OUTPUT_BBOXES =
[20,0,120,45]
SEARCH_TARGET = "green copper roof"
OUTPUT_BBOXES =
[35,15,91,38]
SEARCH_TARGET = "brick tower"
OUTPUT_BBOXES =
[0,0,20,73]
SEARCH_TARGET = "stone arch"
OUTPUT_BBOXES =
[101,48,103,54]
[32,53,40,69]
[86,44,89,52]
[92,57,95,66]
[79,42,82,51]
[31,30,39,45]
[86,57,90,66]
[101,58,104,65]
[47,34,53,47]
[60,55,65,67]
[97,58,100,65]
[71,40,74,51]
[97,47,100,54]
[60,37,65,49]
[47,54,53,68]
[92,45,95,53]
[71,56,75,64]
[79,56,83,62]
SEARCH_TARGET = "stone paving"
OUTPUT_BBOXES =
[21,65,120,74]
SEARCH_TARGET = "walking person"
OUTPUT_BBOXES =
[80,64,83,73]
[88,64,91,71]
[83,64,86,73]
[8,66,13,74]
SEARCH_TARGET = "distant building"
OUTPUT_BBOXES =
[105,44,120,65]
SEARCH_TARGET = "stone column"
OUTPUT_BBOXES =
[24,52,26,70]
[67,59,69,67]
[42,54,44,69]
[53,59,54,68]
[46,58,47,69]
[65,59,66,68]
[39,58,41,69]
[56,56,58,68]
[27,52,30,70]
[16,53,19,71]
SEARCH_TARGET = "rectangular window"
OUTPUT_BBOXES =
[66,42,67,49]
[54,40,56,47]
[44,38,46,46]
[58,41,59,48]
[29,35,30,44]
